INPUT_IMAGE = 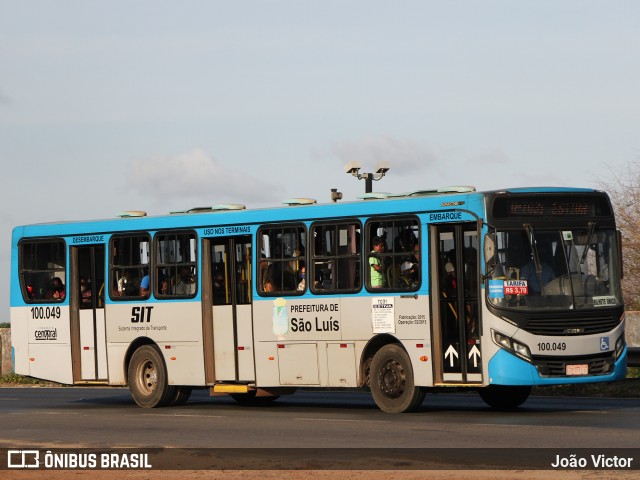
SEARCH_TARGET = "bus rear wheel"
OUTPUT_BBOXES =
[168,386,193,406]
[370,344,425,413]
[478,385,531,410]
[128,345,176,408]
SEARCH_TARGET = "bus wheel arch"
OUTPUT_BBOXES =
[124,337,156,377]
[361,337,426,413]
[360,334,399,388]
[126,340,177,408]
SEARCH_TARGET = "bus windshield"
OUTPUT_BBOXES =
[485,226,622,311]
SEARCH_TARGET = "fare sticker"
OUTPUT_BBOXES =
[504,280,528,295]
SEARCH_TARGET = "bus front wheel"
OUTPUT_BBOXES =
[128,345,176,408]
[370,344,425,414]
[478,385,531,410]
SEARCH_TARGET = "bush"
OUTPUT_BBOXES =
[0,323,9,328]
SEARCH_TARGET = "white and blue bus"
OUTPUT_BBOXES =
[10,186,627,413]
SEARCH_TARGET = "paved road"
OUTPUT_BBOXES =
[1,387,639,450]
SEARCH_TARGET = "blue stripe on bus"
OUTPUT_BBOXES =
[487,347,628,386]
[12,193,485,240]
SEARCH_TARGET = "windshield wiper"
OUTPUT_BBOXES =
[524,223,543,278]
[579,221,596,266]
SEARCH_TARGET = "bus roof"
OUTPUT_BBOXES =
[12,186,602,240]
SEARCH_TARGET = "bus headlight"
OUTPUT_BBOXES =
[493,330,512,349]
[492,330,532,361]
[512,340,532,359]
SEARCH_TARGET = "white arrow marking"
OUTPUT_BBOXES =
[468,345,481,368]
[444,345,459,367]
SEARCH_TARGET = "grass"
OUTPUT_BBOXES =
[0,373,44,385]
[627,366,640,378]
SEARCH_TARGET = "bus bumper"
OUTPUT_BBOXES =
[487,346,628,386]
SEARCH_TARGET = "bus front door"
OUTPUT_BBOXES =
[430,223,482,384]
[70,245,107,382]
[203,236,254,383]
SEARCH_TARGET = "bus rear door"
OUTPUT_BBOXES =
[202,236,254,383]
[70,245,107,382]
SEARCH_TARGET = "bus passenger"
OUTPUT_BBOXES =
[174,266,196,295]
[139,271,150,297]
[159,275,169,295]
[80,276,92,307]
[402,243,420,285]
[45,277,66,300]
[297,260,306,291]
[369,237,385,288]
[262,264,275,292]
[520,244,555,294]
[117,269,139,297]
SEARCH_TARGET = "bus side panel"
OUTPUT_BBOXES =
[105,344,209,387]
[106,343,128,385]
[26,305,73,384]
[253,299,291,387]
[10,307,30,376]
[105,301,206,386]
[161,343,206,385]
[28,344,74,384]
[252,295,433,388]
[340,296,434,387]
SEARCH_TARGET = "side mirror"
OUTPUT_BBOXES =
[484,233,496,268]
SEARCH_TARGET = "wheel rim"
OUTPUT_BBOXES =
[136,358,158,396]
[378,358,406,398]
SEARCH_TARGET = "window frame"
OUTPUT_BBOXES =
[18,238,67,303]
[257,223,307,297]
[364,215,422,293]
[310,219,362,295]
[154,229,199,300]
[108,232,152,301]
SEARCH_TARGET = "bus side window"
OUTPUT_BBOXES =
[155,232,198,298]
[310,221,361,294]
[258,224,306,296]
[19,240,66,303]
[365,218,420,292]
[110,234,150,300]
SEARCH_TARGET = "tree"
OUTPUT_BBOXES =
[599,161,640,310]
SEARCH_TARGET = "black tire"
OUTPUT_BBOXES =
[167,386,193,406]
[478,385,531,410]
[231,391,280,406]
[370,344,426,413]
[128,345,176,408]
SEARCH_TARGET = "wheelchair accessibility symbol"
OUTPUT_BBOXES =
[600,337,610,351]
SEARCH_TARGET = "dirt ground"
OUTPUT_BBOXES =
[3,469,640,480]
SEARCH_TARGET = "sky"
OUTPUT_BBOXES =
[1,1,639,320]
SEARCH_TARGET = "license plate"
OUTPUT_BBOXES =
[566,364,588,375]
